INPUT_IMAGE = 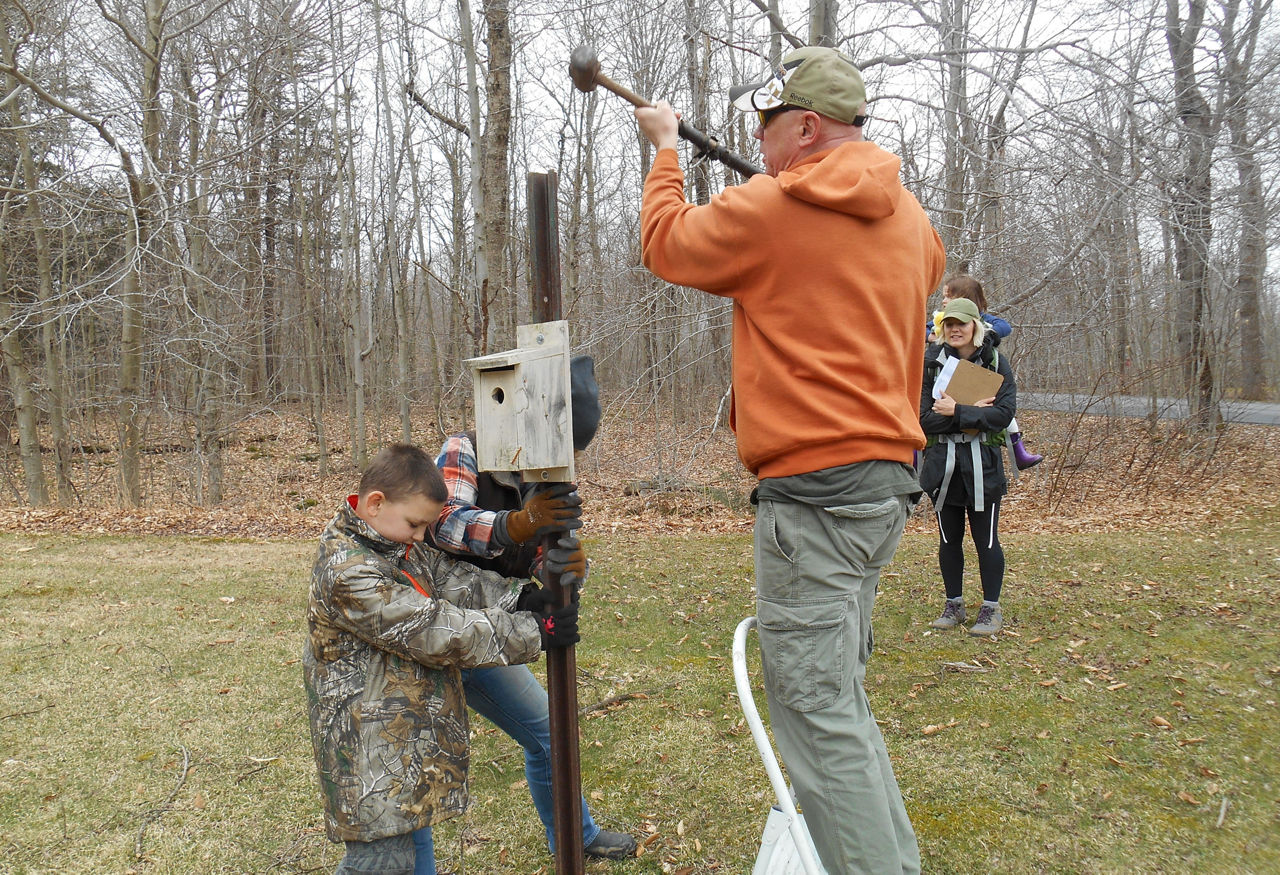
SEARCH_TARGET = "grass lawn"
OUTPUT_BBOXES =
[1,507,1277,873]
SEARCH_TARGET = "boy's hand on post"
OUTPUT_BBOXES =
[516,581,548,613]
[536,589,580,649]
[505,484,583,544]
[523,541,584,648]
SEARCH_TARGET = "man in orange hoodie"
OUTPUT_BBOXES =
[636,46,944,874]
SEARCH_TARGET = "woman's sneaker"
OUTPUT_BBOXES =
[930,600,966,629]
[968,603,1003,636]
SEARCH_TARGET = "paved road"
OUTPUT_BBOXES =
[1021,392,1280,426]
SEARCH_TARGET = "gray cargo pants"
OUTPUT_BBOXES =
[754,495,921,875]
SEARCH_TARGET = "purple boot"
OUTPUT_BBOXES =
[1011,432,1043,470]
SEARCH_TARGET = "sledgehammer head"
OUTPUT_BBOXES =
[569,45,601,94]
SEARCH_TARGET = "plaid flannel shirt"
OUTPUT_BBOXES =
[433,433,508,559]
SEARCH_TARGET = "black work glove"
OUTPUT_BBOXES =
[504,483,583,544]
[529,580,580,649]
[515,581,545,613]
[540,535,587,585]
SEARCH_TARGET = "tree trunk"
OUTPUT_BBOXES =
[1233,155,1267,400]
[0,222,49,505]
[178,60,226,506]
[405,93,444,416]
[481,0,513,346]
[115,0,170,507]
[118,224,145,506]
[299,209,329,477]
[1165,0,1219,429]
[458,0,488,353]
[335,71,368,469]
[1223,0,1269,401]
[940,0,970,268]
[684,0,711,206]
[809,0,838,46]
[0,30,51,505]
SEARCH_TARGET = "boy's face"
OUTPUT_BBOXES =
[357,492,443,546]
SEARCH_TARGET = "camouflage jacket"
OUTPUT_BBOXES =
[303,499,542,842]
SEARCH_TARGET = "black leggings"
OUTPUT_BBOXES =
[936,499,1004,602]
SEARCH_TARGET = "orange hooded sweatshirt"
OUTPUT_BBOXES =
[641,142,945,479]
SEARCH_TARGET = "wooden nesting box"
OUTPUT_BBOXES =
[465,320,574,483]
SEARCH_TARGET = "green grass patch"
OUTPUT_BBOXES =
[1,511,1277,873]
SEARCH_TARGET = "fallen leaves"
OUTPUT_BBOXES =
[922,719,960,736]
[3,411,1278,542]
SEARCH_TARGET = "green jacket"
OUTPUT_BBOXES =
[303,499,542,842]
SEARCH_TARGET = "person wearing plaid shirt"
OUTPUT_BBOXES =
[434,432,539,568]
[413,357,636,867]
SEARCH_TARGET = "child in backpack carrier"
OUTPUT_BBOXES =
[927,274,1043,470]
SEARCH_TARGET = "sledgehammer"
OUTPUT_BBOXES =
[569,45,764,179]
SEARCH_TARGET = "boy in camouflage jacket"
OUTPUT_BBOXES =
[303,444,582,874]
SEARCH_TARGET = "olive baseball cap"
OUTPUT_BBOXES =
[940,298,982,323]
[729,46,867,125]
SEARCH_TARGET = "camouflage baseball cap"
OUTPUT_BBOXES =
[729,46,867,125]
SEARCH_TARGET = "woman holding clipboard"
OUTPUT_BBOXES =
[918,297,1017,637]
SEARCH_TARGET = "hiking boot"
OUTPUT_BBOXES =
[930,600,966,630]
[1010,433,1043,470]
[584,829,637,860]
[968,603,1003,637]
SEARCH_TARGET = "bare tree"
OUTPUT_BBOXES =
[0,19,51,505]
[1166,0,1220,428]
[1222,0,1272,401]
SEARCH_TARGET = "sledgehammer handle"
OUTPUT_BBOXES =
[674,120,765,178]
[589,68,650,110]
[608,69,763,178]
[571,45,764,179]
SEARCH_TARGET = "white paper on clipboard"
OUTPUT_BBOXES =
[932,357,960,400]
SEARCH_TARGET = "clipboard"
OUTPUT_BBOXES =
[933,357,1004,435]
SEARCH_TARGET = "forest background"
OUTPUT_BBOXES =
[3,2,1280,872]
[1,0,1278,513]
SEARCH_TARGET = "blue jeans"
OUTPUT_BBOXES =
[338,834,415,874]
[409,829,434,875]
[412,664,599,874]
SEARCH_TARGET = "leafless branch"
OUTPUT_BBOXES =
[135,745,191,862]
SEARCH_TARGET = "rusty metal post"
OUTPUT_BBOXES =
[527,171,584,875]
